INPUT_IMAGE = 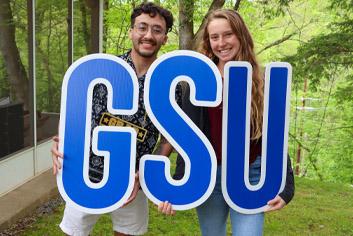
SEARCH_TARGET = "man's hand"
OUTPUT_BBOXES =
[123,172,140,207]
[158,201,175,216]
[51,135,63,175]
[264,195,286,213]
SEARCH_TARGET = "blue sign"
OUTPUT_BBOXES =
[140,51,222,210]
[57,54,138,214]
[57,51,292,214]
[222,62,292,214]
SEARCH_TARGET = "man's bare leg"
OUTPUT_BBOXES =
[114,232,129,236]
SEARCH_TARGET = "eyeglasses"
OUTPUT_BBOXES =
[133,22,166,36]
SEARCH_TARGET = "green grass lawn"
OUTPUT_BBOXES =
[19,176,353,236]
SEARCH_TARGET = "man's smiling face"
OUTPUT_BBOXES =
[129,13,168,58]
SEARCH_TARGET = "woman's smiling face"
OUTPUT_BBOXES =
[207,18,240,64]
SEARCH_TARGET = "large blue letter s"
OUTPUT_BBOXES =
[140,51,222,210]
[57,54,138,214]
[222,62,292,214]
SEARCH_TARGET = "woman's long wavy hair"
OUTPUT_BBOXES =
[196,9,264,140]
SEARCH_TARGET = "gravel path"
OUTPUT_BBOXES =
[0,197,64,236]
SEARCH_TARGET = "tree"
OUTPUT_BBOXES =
[283,0,353,183]
[284,0,352,86]
[85,0,100,53]
[178,0,226,50]
[0,0,29,110]
[79,0,90,54]
[178,0,195,49]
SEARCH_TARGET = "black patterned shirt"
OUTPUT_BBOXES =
[89,50,182,182]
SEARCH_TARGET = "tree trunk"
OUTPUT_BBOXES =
[193,0,225,45]
[295,78,308,176]
[103,0,108,53]
[234,0,242,11]
[79,0,90,54]
[0,0,29,110]
[179,0,194,50]
[85,0,100,53]
[47,3,53,110]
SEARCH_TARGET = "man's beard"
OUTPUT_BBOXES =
[135,39,160,58]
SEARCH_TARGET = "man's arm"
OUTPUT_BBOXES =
[51,135,63,175]
[153,135,174,156]
[51,124,63,175]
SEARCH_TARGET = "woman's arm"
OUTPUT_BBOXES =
[279,155,295,204]
[265,155,295,212]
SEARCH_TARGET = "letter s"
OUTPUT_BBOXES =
[140,51,222,210]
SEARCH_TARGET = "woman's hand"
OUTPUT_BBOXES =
[265,196,286,212]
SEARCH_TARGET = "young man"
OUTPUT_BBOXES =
[51,3,181,235]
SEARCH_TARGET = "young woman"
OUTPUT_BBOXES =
[160,9,295,236]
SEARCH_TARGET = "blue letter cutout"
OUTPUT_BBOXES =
[57,54,138,214]
[222,62,292,214]
[140,51,222,210]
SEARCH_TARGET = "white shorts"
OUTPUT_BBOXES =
[60,190,148,236]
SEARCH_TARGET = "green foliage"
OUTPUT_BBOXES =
[285,30,353,86]
[336,75,353,103]
[330,0,353,12]
[280,0,353,184]
[289,82,353,183]
[256,0,294,19]
[105,1,132,55]
[283,0,352,87]
[34,0,68,112]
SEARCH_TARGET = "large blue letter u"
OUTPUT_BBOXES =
[57,54,138,214]
[222,62,292,214]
